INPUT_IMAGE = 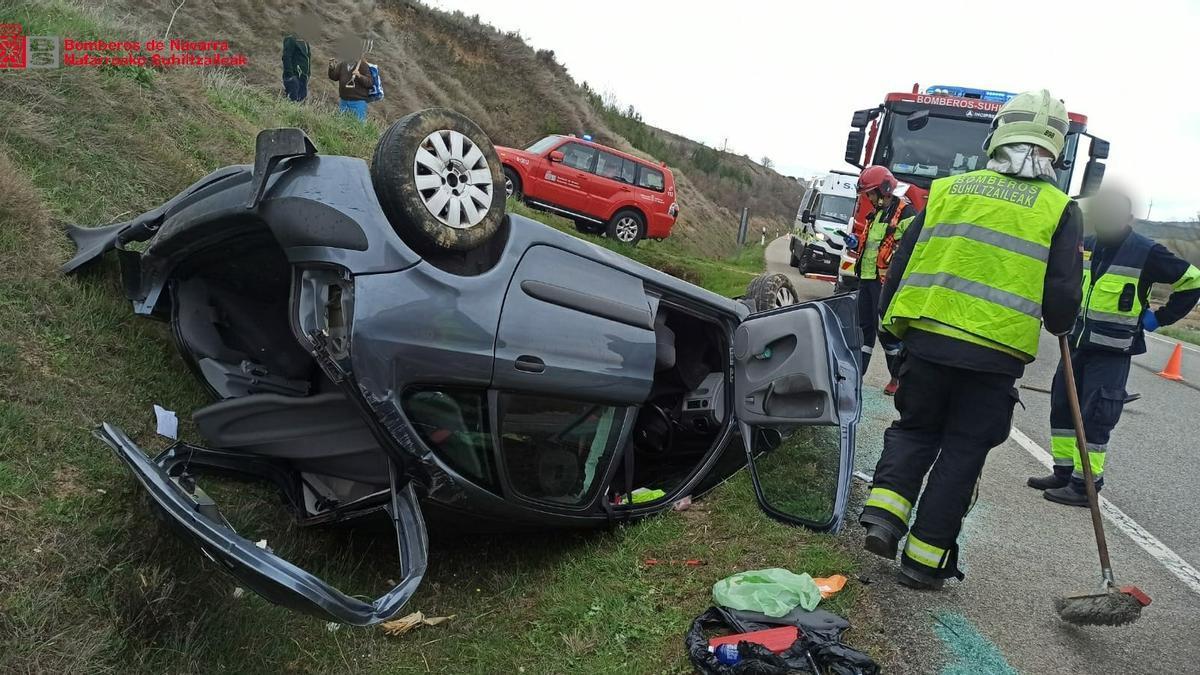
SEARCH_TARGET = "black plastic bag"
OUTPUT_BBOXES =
[685,606,879,675]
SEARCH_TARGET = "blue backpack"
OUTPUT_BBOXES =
[366,63,383,102]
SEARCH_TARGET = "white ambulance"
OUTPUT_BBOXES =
[789,170,858,277]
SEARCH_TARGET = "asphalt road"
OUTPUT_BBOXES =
[767,236,1200,673]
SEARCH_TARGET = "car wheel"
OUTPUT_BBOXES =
[606,209,645,245]
[371,107,504,252]
[503,166,522,200]
[746,272,798,312]
[796,248,811,274]
[789,245,801,268]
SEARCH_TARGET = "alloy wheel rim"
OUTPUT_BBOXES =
[774,285,796,307]
[413,129,494,229]
[615,217,639,242]
[504,176,514,197]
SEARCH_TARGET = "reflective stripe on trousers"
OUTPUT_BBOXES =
[1050,428,1075,466]
[865,487,912,523]
[904,533,949,570]
[1050,430,1106,477]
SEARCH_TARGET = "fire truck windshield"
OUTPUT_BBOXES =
[878,109,1078,192]
[879,111,990,185]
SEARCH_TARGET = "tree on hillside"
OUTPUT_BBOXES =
[761,156,774,170]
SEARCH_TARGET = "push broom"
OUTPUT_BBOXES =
[1053,335,1151,626]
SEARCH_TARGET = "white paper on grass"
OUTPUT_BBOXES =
[154,404,179,439]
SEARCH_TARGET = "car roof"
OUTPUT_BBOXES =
[546,135,672,175]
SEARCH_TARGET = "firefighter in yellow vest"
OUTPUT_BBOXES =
[1030,187,1200,505]
[859,90,1084,589]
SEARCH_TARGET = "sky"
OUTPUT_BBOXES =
[428,0,1200,221]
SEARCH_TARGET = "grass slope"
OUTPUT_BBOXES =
[0,2,871,672]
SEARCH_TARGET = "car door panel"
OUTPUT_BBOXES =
[537,142,596,216]
[494,245,656,405]
[733,294,861,531]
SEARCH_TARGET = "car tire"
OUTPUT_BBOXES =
[503,166,522,200]
[796,248,812,275]
[606,209,645,245]
[371,107,504,252]
[746,272,798,312]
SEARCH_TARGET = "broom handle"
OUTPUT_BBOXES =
[1059,335,1115,585]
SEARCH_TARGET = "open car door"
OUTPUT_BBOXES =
[734,294,861,531]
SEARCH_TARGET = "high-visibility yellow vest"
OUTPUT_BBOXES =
[1073,232,1153,353]
[859,201,910,281]
[883,169,1070,361]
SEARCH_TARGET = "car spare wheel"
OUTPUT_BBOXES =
[371,108,505,252]
[746,272,798,312]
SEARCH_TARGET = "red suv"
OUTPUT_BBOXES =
[497,135,678,245]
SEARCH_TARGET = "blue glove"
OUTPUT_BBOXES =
[844,234,859,250]
[1142,309,1159,332]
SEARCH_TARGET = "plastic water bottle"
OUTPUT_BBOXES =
[711,643,740,665]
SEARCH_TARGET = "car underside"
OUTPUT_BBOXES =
[64,108,861,625]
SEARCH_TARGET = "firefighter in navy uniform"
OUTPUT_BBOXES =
[844,166,917,395]
[859,90,1084,589]
[1030,187,1200,505]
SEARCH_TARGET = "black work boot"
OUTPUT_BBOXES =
[897,565,945,591]
[1027,471,1070,490]
[1043,483,1090,507]
[863,524,899,560]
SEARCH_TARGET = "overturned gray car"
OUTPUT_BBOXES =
[64,108,861,625]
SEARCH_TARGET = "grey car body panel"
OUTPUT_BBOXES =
[95,423,428,626]
[66,127,856,625]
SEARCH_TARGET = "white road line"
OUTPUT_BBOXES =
[1008,425,1200,597]
[1147,331,1200,354]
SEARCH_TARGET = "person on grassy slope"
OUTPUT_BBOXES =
[328,32,373,120]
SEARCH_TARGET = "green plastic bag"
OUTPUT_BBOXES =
[712,568,822,617]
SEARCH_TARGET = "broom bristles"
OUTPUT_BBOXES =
[1054,591,1143,626]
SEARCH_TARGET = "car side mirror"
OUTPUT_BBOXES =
[1089,137,1110,160]
[845,130,865,168]
[906,110,930,131]
[801,210,814,224]
[548,150,564,163]
[1077,159,1106,198]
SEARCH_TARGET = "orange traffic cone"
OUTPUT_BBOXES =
[1157,343,1185,381]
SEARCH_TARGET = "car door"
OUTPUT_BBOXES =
[538,141,597,216]
[733,293,861,531]
[589,150,637,218]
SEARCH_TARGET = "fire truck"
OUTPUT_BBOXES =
[834,84,1109,291]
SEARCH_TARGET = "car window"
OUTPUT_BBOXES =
[637,166,665,192]
[403,388,496,488]
[596,151,637,184]
[559,143,596,172]
[499,394,627,506]
[525,135,561,154]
